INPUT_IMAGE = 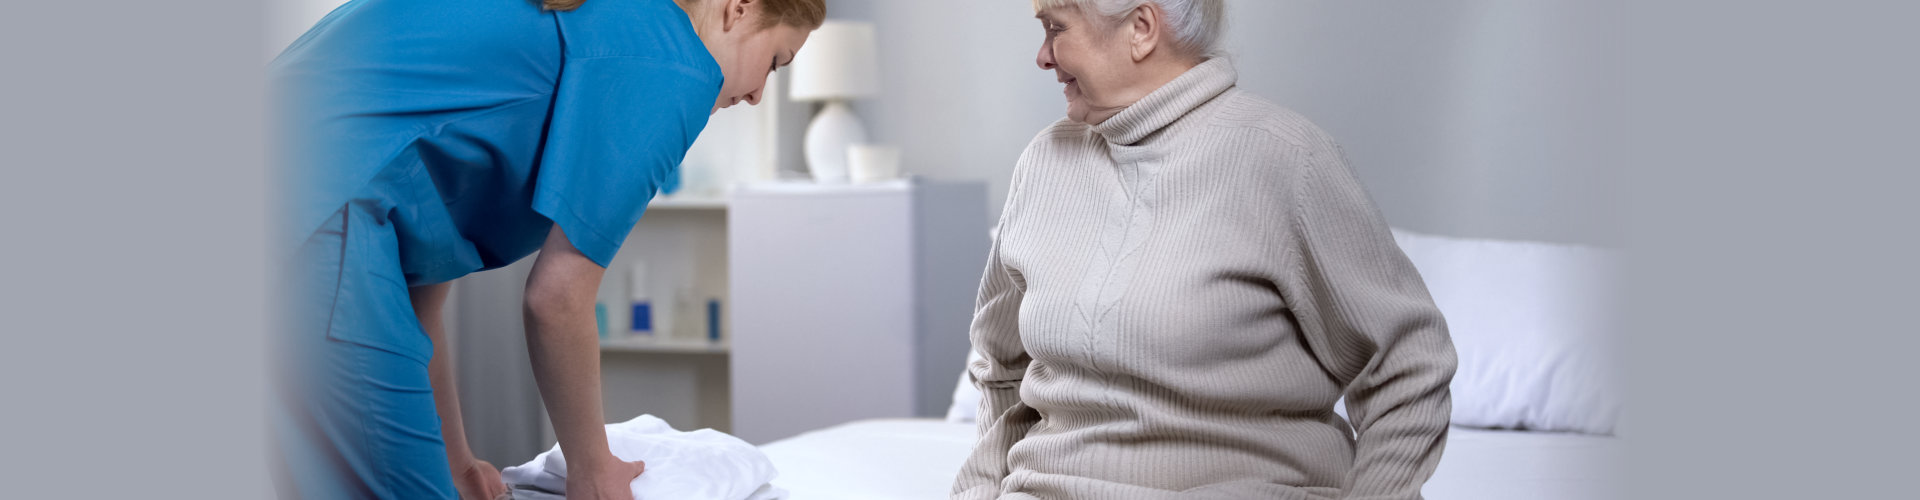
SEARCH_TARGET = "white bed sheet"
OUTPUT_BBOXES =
[760,419,976,500]
[760,418,1623,500]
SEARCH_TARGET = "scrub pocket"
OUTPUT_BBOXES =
[275,204,456,500]
[327,199,435,365]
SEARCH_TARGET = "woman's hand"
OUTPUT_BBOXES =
[524,226,642,499]
[451,457,508,500]
[414,282,509,500]
[563,456,647,500]
[522,227,642,498]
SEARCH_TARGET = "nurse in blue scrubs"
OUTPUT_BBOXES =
[268,0,821,498]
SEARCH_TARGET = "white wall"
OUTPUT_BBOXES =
[811,0,1063,228]
[268,0,350,59]
[815,0,1616,246]
[277,1,1619,244]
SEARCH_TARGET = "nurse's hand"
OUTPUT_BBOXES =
[565,456,646,500]
[452,458,508,500]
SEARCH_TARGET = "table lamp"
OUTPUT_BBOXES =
[788,20,879,184]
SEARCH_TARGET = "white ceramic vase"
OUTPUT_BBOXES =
[803,100,866,184]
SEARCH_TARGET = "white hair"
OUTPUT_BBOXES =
[1033,0,1226,58]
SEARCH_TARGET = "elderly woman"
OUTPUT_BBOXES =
[952,1,1457,499]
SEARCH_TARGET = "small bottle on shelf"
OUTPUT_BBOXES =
[707,298,722,343]
[671,286,700,343]
[628,263,652,337]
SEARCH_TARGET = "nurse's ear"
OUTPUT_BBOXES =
[720,0,760,33]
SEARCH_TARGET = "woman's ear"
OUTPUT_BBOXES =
[722,0,754,33]
[1129,3,1163,62]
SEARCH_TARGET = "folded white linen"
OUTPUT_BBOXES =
[944,349,985,424]
[502,414,786,500]
[510,483,785,500]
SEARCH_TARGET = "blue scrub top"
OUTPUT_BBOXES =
[271,0,721,285]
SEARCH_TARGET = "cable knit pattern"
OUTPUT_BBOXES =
[951,59,1457,500]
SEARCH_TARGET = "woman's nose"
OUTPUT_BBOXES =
[1036,41,1056,70]
[745,89,762,106]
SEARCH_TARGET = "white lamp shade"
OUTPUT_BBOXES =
[788,21,880,101]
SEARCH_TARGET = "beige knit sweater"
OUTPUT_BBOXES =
[951,59,1457,500]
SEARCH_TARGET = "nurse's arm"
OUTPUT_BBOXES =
[523,225,646,499]
[412,282,507,499]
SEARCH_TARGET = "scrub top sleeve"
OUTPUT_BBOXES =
[532,56,718,268]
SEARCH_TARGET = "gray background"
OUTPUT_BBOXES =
[817,0,1615,246]
[0,0,273,498]
[3,1,1917,499]
[1611,1,1920,497]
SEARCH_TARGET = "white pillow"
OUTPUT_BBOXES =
[945,349,984,423]
[1391,228,1624,436]
[944,229,1624,436]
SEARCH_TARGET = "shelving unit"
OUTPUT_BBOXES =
[599,335,730,355]
[533,67,802,447]
[586,202,733,436]
[647,196,730,210]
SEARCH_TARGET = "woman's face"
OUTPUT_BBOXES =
[1036,7,1136,124]
[710,1,811,113]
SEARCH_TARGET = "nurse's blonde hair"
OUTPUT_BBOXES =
[1033,0,1225,58]
[542,0,826,31]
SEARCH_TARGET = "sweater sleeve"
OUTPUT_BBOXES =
[949,223,1037,500]
[949,143,1047,499]
[1279,147,1457,500]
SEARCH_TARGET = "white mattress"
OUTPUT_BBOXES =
[760,419,977,500]
[760,418,1623,500]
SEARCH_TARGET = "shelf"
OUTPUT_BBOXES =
[599,336,730,355]
[646,180,917,209]
[647,196,729,210]
[732,178,914,197]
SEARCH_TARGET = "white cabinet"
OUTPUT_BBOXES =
[727,180,989,444]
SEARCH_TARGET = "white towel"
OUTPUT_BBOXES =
[502,415,786,500]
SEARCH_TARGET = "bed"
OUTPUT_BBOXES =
[759,229,1627,499]
[759,418,1623,500]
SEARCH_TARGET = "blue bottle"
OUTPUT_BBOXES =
[707,298,722,342]
[628,264,652,336]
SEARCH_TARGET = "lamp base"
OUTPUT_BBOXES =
[803,100,867,184]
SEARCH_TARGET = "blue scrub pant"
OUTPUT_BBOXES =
[272,204,457,499]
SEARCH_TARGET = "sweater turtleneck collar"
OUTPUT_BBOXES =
[1088,57,1238,147]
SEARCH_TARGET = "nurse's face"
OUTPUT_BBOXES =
[709,1,811,113]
